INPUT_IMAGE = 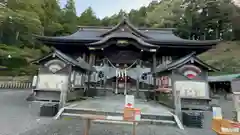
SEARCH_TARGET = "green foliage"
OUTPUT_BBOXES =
[199,41,240,75]
[78,7,101,26]
[1,0,240,75]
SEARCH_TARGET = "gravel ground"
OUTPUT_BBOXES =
[0,90,234,135]
[0,90,52,135]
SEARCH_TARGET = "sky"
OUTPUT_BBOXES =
[59,0,153,19]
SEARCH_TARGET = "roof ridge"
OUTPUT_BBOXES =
[77,25,176,31]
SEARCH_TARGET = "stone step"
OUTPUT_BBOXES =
[63,107,175,122]
[61,112,176,126]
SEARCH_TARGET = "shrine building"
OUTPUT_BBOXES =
[32,17,220,109]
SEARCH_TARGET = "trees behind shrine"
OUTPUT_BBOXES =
[0,0,240,75]
[1,0,240,46]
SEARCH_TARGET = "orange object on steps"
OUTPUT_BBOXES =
[212,119,240,135]
[123,107,135,121]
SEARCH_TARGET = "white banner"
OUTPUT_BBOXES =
[125,95,135,108]
[37,74,68,90]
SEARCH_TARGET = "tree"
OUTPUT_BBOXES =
[0,0,43,45]
[61,0,77,34]
[41,0,63,36]
[78,7,101,26]
[146,0,185,28]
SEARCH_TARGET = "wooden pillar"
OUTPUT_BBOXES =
[136,60,141,98]
[115,69,118,94]
[87,53,94,94]
[103,58,107,90]
[152,53,157,101]
[82,53,86,61]
[124,69,127,95]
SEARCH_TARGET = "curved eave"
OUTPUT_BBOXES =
[156,53,219,73]
[34,35,99,43]
[146,39,221,48]
[35,34,221,49]
[100,17,150,38]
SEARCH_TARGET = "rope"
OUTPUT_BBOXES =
[104,57,140,70]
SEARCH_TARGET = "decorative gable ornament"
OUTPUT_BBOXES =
[178,65,201,79]
[44,59,66,73]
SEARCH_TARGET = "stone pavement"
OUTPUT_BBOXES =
[0,90,231,135]
[67,95,173,116]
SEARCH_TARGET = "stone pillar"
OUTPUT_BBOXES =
[59,66,72,109]
[171,70,182,121]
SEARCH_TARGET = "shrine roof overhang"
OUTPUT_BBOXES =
[31,49,96,72]
[34,26,220,48]
[35,33,220,48]
[155,52,220,73]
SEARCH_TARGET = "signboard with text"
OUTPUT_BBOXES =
[174,81,208,98]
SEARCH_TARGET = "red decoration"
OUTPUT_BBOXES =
[179,65,201,79]
[126,103,132,108]
[186,74,196,79]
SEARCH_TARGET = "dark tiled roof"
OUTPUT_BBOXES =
[54,50,96,72]
[100,17,150,38]
[32,49,96,72]
[155,52,219,73]
[34,17,220,47]
[35,28,220,46]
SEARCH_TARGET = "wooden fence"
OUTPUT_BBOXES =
[0,76,33,89]
[0,81,32,89]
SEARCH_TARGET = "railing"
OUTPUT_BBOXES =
[0,81,32,89]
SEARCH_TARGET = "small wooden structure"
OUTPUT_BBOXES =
[208,73,240,95]
[151,52,219,117]
[31,49,96,106]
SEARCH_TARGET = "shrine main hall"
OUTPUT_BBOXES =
[33,17,219,102]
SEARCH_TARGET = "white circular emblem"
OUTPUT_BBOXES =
[179,65,201,79]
